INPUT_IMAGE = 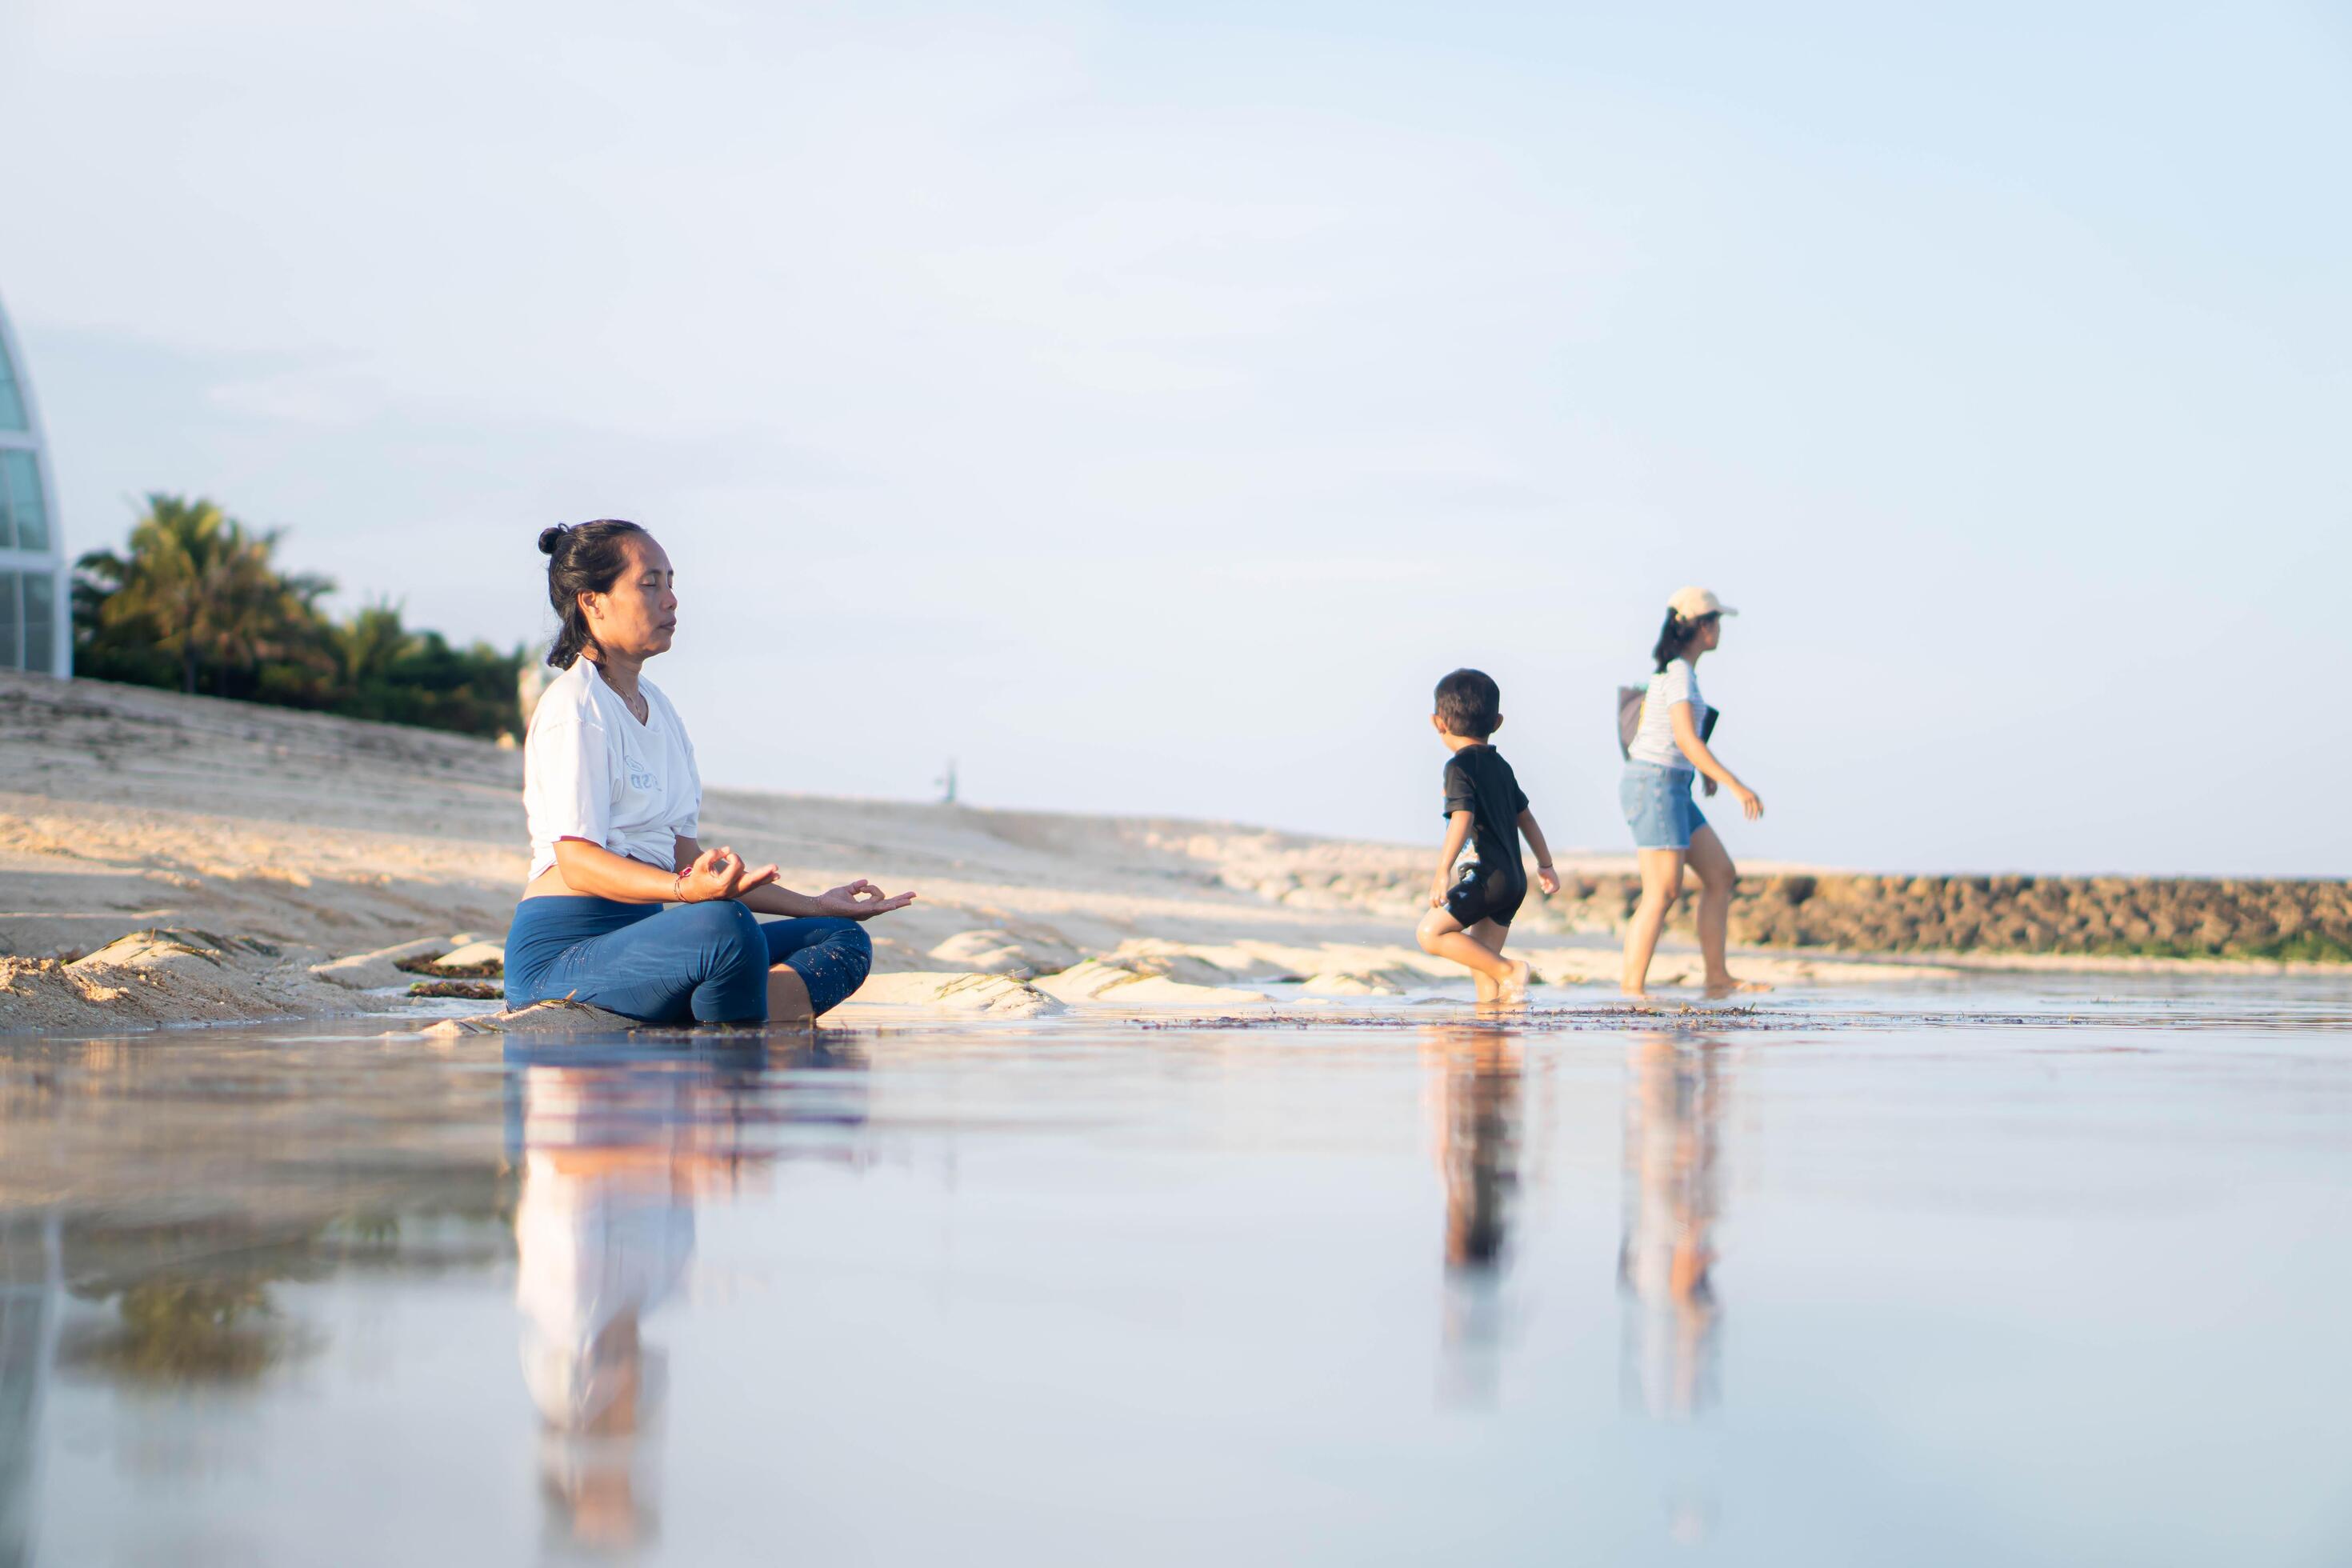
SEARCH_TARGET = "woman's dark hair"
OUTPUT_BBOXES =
[1434,667,1502,740]
[538,519,647,670]
[1651,609,1718,673]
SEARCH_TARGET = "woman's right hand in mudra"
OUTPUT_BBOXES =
[678,846,779,902]
[817,880,919,920]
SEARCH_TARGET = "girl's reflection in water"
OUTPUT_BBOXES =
[503,1038,866,1558]
[1618,1034,1725,1422]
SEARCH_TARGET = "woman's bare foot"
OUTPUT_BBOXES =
[1702,974,1774,999]
[1472,970,1498,1003]
[1494,960,1532,1005]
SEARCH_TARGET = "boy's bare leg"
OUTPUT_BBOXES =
[1468,919,1503,1002]
[1466,918,1525,1003]
[1417,908,1517,995]
[766,964,816,1030]
[1621,848,1686,1001]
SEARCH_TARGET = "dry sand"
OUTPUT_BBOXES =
[0,672,1949,1035]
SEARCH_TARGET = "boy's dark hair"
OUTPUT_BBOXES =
[1434,668,1502,739]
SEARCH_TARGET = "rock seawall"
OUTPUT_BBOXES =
[1211,842,2350,963]
[1592,872,2349,962]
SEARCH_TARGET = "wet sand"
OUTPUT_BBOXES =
[4,970,2349,1564]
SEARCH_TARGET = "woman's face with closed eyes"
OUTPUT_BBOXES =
[582,534,678,661]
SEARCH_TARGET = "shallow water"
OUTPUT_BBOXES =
[5,974,2351,1566]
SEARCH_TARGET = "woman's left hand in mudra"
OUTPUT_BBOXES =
[817,879,918,920]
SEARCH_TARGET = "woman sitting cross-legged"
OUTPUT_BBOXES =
[505,518,915,1026]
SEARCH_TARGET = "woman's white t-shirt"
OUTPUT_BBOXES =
[523,659,702,883]
[1626,658,1710,773]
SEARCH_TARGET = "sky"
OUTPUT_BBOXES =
[3,0,2348,875]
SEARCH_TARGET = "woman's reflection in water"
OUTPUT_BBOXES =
[1617,1033,1725,1422]
[1,1214,62,1568]
[1426,1027,1524,1407]
[506,1038,866,1558]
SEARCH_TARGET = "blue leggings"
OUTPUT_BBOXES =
[504,897,874,1023]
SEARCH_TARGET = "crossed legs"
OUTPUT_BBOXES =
[513,902,874,1026]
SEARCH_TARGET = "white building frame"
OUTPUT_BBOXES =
[0,290,69,678]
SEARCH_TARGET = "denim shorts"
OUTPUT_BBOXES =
[1622,762,1707,850]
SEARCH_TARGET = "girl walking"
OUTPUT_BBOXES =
[1619,587,1768,1000]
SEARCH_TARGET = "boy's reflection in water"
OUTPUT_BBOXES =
[505,1038,866,1558]
[1618,1033,1725,1420]
[1425,1027,1525,1407]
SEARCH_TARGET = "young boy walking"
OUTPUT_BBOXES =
[1417,668,1560,1004]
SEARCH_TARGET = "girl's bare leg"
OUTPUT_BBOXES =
[1621,848,1686,999]
[1686,826,1770,997]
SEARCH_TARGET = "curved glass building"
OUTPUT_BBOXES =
[0,292,66,676]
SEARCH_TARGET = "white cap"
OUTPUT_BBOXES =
[1666,586,1737,622]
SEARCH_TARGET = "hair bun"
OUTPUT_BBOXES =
[537,523,571,556]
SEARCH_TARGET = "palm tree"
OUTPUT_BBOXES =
[76,494,334,694]
[334,599,415,691]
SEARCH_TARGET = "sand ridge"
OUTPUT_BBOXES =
[0,671,1998,1035]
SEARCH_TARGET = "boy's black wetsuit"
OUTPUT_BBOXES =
[1442,743,1530,928]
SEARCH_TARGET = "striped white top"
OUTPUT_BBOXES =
[1626,659,1708,772]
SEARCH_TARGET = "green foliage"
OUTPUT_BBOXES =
[74,494,334,698]
[61,1275,292,1385]
[2246,932,2352,962]
[74,493,526,739]
[326,598,528,737]
[2074,930,2352,963]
